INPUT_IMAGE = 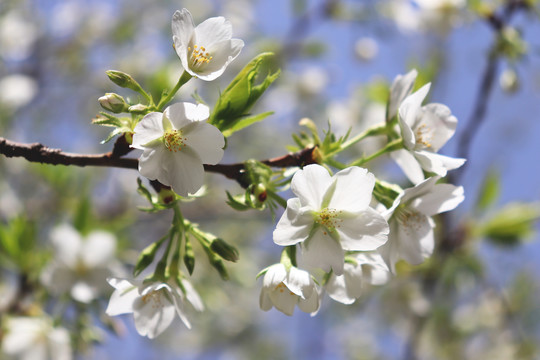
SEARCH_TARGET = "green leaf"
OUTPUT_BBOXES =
[476,171,500,212]
[210,52,280,136]
[221,111,274,137]
[480,202,540,246]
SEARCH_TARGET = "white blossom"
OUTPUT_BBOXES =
[325,251,390,305]
[378,176,465,272]
[273,165,389,276]
[387,69,418,121]
[131,102,225,197]
[106,278,203,339]
[2,316,71,360]
[40,224,122,304]
[172,8,244,81]
[259,263,320,316]
[391,83,466,184]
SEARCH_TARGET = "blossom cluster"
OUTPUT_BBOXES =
[259,69,465,315]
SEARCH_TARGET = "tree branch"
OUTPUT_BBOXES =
[0,136,317,186]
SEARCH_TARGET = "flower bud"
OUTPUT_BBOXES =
[210,238,239,262]
[158,187,176,205]
[106,70,138,89]
[128,104,148,114]
[98,93,128,113]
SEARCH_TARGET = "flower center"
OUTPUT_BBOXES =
[188,45,213,69]
[274,282,294,296]
[163,129,187,152]
[395,205,424,235]
[142,290,164,309]
[314,207,343,235]
[414,123,433,149]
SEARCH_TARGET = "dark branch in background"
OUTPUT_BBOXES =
[405,2,532,360]
[453,0,530,181]
[0,136,317,188]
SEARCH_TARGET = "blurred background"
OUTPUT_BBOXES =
[1,0,540,359]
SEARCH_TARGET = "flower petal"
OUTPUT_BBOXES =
[285,266,312,298]
[391,149,425,184]
[291,164,333,208]
[194,16,232,47]
[133,293,176,339]
[388,69,417,120]
[273,198,313,246]
[419,103,457,151]
[183,121,224,165]
[50,224,82,268]
[165,149,205,196]
[328,166,374,212]
[164,103,194,130]
[298,291,320,314]
[105,278,139,316]
[400,83,430,129]
[326,273,355,305]
[414,150,465,176]
[171,9,194,51]
[268,288,297,316]
[338,208,389,251]
[132,112,165,149]
[138,145,168,181]
[411,184,464,216]
[301,230,344,275]
[263,264,286,288]
[259,290,273,312]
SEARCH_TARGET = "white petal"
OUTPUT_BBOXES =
[328,167,374,212]
[291,164,332,208]
[194,16,232,47]
[400,83,430,128]
[71,281,96,304]
[418,103,457,151]
[301,230,344,275]
[105,278,139,316]
[166,150,205,196]
[338,208,389,251]
[138,145,168,181]
[81,231,116,268]
[273,198,313,246]
[268,288,297,316]
[183,121,224,165]
[50,224,82,268]
[132,112,164,149]
[401,176,440,203]
[170,291,191,330]
[285,267,312,298]
[398,113,417,150]
[413,151,467,175]
[184,103,210,121]
[259,290,273,311]
[326,273,355,305]
[412,184,464,216]
[343,263,365,299]
[181,280,204,312]
[164,103,193,130]
[133,294,176,339]
[355,252,390,285]
[171,9,194,50]
[391,149,425,184]
[395,214,433,265]
[388,69,418,120]
[262,264,287,288]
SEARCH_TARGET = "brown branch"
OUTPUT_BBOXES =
[0,136,317,187]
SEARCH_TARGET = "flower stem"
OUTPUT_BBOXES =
[348,138,403,167]
[157,71,193,110]
[324,122,387,159]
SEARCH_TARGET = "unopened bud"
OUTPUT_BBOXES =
[106,70,137,89]
[128,104,148,114]
[210,238,239,262]
[253,184,267,203]
[99,93,128,113]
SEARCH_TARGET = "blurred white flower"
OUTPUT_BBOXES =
[0,74,38,109]
[297,66,329,97]
[259,263,320,316]
[171,8,244,81]
[354,37,378,61]
[40,224,122,303]
[106,278,204,338]
[387,0,466,34]
[387,69,418,121]
[0,10,39,61]
[378,176,464,271]
[273,165,389,275]
[131,102,224,197]
[2,316,71,360]
[325,251,390,304]
[391,83,466,184]
[0,269,18,312]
